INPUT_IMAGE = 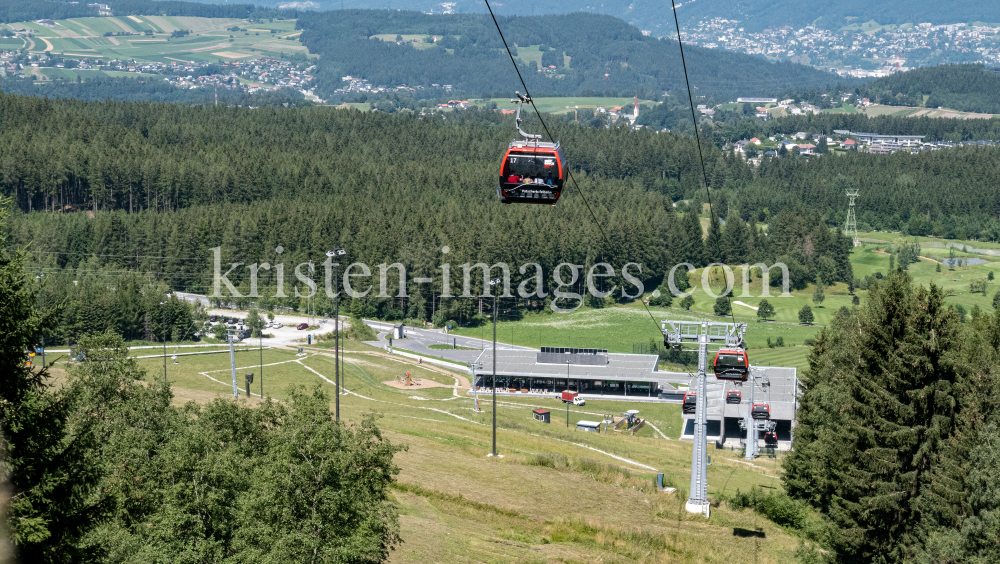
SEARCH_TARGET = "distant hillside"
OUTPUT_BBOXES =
[858,64,1000,114]
[182,0,1000,32]
[300,11,844,101]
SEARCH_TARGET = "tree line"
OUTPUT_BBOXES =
[2,93,1000,239]
[0,74,308,107]
[12,193,853,335]
[0,198,405,562]
[785,270,1000,563]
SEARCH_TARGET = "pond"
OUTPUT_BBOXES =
[944,257,989,267]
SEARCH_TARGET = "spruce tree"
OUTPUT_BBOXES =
[812,283,825,306]
[704,216,725,265]
[681,210,706,267]
[784,272,972,563]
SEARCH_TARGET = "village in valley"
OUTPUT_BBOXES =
[679,17,1000,76]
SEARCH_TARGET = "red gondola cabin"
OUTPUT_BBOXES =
[751,403,770,420]
[682,392,697,414]
[764,431,778,445]
[497,141,566,205]
[713,349,749,381]
[726,390,742,404]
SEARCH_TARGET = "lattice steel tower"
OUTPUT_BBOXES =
[845,190,860,247]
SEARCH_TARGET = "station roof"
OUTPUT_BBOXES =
[470,348,660,382]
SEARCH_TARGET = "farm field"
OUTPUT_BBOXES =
[856,103,996,119]
[1,16,308,64]
[73,341,813,563]
[470,96,656,114]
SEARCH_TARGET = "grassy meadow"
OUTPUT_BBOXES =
[447,231,1000,374]
[38,339,817,563]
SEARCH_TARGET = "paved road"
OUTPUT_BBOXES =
[172,291,531,357]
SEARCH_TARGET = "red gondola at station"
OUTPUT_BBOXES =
[682,392,697,414]
[713,349,750,381]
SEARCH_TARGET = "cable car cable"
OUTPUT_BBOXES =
[483,0,663,336]
[667,0,739,329]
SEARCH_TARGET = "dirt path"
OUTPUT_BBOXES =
[732,300,759,311]
[24,36,36,51]
[40,37,54,52]
[919,255,943,265]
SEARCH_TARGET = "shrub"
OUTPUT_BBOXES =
[727,486,807,529]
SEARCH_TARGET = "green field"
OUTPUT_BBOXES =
[822,102,858,114]
[370,34,438,51]
[446,234,1000,374]
[87,342,814,562]
[471,96,655,114]
[12,16,309,63]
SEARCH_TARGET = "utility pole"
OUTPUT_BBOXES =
[259,327,263,398]
[160,300,168,383]
[36,274,44,368]
[327,248,346,421]
[662,319,746,518]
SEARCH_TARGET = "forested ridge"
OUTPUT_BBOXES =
[856,64,1000,114]
[2,93,999,232]
[298,11,845,101]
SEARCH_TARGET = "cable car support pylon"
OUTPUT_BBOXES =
[662,319,746,517]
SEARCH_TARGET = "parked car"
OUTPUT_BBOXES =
[296,323,309,330]
[274,323,283,329]
[209,315,218,322]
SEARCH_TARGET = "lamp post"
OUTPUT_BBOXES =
[327,248,346,421]
[160,300,168,383]
[258,312,263,398]
[489,277,500,457]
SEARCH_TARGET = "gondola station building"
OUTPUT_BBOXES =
[679,366,798,451]
[467,347,798,448]
[468,347,670,399]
